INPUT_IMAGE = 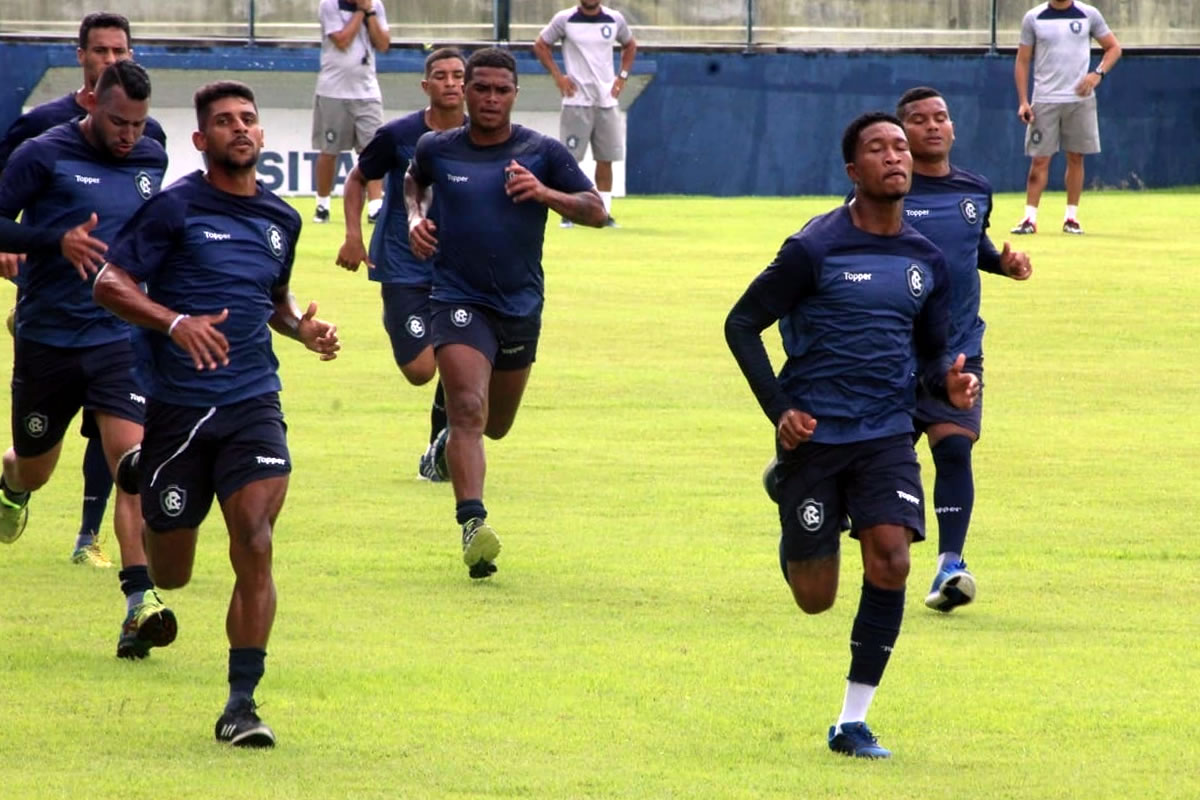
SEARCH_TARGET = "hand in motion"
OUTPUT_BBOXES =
[946,353,981,410]
[61,213,108,280]
[0,252,23,280]
[504,160,547,205]
[336,237,371,272]
[298,301,340,361]
[171,309,230,371]
[408,218,438,261]
[555,74,577,98]
[777,408,818,450]
[999,242,1032,280]
[1018,102,1034,124]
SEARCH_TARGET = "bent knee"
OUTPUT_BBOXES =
[149,563,192,590]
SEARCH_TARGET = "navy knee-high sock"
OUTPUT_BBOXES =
[78,436,113,543]
[430,380,447,444]
[930,435,975,557]
[847,579,905,687]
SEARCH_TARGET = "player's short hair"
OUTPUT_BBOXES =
[465,47,518,86]
[194,80,258,129]
[841,111,904,164]
[896,86,945,119]
[425,47,466,77]
[95,60,151,103]
[79,12,131,50]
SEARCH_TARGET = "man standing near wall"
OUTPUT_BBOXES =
[1011,0,1121,235]
[312,0,389,225]
[534,1,636,228]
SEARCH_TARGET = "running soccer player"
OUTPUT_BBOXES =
[895,86,1033,612]
[0,60,175,658]
[725,112,979,759]
[405,47,606,578]
[95,80,340,747]
[335,47,467,480]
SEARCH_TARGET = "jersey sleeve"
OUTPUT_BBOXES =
[914,250,954,400]
[0,139,50,220]
[0,113,40,173]
[615,12,634,45]
[318,1,342,37]
[1019,11,1037,46]
[541,137,595,194]
[105,192,183,282]
[538,11,566,45]
[1088,7,1111,38]
[410,131,437,185]
[746,235,820,319]
[356,124,397,182]
[274,213,302,290]
[977,188,1003,275]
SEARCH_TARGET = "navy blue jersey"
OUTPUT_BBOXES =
[105,171,302,407]
[356,110,434,285]
[904,167,1002,358]
[411,124,594,317]
[0,92,167,173]
[732,205,953,444]
[0,120,166,347]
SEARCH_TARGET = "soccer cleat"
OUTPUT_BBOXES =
[429,427,450,481]
[559,218,574,229]
[116,589,178,659]
[762,456,780,504]
[367,209,379,225]
[924,559,976,613]
[313,206,330,224]
[418,437,447,482]
[828,722,892,759]
[468,560,498,580]
[0,491,30,544]
[1010,218,1037,235]
[1062,218,1084,235]
[461,518,501,569]
[115,444,141,495]
[72,541,114,568]
[215,699,276,748]
[604,215,619,228]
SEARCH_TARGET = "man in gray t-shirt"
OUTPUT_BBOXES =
[1011,0,1121,235]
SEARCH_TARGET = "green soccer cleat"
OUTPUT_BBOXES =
[71,541,114,568]
[0,491,30,544]
[116,589,178,659]
[461,518,501,572]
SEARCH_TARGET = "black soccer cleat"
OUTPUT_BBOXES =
[468,560,498,579]
[115,444,141,495]
[215,699,276,748]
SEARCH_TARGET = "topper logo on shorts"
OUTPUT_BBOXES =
[255,456,287,466]
[160,485,187,518]
[406,315,426,338]
[798,498,824,533]
[906,264,924,298]
[451,308,472,327]
[896,489,920,506]
[23,413,48,438]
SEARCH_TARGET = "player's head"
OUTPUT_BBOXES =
[192,81,263,172]
[422,48,466,112]
[896,86,955,163]
[82,60,151,159]
[579,1,603,11]
[465,48,519,133]
[842,111,911,201]
[77,12,133,91]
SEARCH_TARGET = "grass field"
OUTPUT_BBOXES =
[1,190,1197,799]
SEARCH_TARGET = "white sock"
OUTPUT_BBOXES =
[316,195,330,211]
[836,681,877,729]
[599,191,612,215]
[1024,205,1038,223]
[368,197,384,216]
[938,551,961,571]
[1065,204,1078,221]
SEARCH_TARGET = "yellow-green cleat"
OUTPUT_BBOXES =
[0,492,30,544]
[116,589,178,659]
[71,541,114,568]
[461,517,500,578]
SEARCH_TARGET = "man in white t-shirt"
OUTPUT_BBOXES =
[534,2,636,227]
[312,0,389,224]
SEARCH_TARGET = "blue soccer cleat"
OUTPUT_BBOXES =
[924,559,976,612]
[828,721,892,759]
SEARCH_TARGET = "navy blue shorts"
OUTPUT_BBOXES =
[913,355,983,438]
[10,338,144,458]
[380,282,432,369]
[141,393,291,532]
[430,302,540,371]
[776,433,925,563]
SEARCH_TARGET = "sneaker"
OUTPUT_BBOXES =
[924,559,976,612]
[559,218,574,229]
[762,456,780,504]
[1062,218,1084,235]
[0,490,30,544]
[1010,218,1037,235]
[116,589,178,659]
[72,540,113,568]
[604,216,619,228]
[313,206,330,224]
[828,721,892,759]
[115,444,141,495]
[215,699,276,748]
[461,517,501,569]
[367,209,379,225]
[418,435,448,482]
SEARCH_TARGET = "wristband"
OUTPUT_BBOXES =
[167,314,189,335]
[363,9,375,17]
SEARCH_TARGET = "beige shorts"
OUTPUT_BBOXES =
[1025,96,1100,157]
[311,95,383,154]
[560,105,624,162]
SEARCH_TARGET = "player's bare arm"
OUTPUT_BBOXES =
[269,285,340,361]
[1014,44,1034,122]
[503,160,605,226]
[403,166,437,259]
[1076,32,1122,97]
[998,241,1032,280]
[336,165,370,271]
[532,37,577,98]
[612,37,637,98]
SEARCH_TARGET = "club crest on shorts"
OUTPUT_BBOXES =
[159,485,187,518]
[451,308,472,328]
[798,498,824,532]
[324,129,336,143]
[265,224,286,260]
[134,170,154,200]
[1030,128,1043,145]
[959,197,980,225]
[565,134,579,151]
[406,314,426,338]
[906,263,925,298]
[22,412,48,438]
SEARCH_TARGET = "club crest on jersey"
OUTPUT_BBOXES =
[265,224,286,260]
[134,170,154,200]
[159,484,187,518]
[406,314,426,338]
[798,498,823,533]
[23,412,48,438]
[451,308,472,328]
[601,24,613,39]
[1070,20,1083,34]
[959,197,980,225]
[906,263,925,298]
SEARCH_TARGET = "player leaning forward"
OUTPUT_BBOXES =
[96,80,341,747]
[725,112,979,759]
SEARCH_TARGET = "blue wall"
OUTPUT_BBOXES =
[3,42,1197,194]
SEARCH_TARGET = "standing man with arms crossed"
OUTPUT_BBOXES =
[1011,0,1121,235]
[406,48,605,579]
[96,81,340,747]
[312,0,390,225]
[725,112,979,758]
[534,1,636,227]
[0,11,167,568]
[895,87,1033,612]
[336,48,467,480]
[0,61,176,659]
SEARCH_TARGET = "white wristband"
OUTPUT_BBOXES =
[167,314,189,335]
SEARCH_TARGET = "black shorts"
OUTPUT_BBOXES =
[776,433,925,563]
[430,302,540,371]
[913,355,983,438]
[10,338,144,458]
[141,393,291,532]
[380,283,432,369]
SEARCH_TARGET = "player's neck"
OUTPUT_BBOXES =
[78,116,102,153]
[1049,0,1074,8]
[577,4,602,16]
[847,196,904,236]
[425,106,466,132]
[912,157,951,178]
[468,121,513,147]
[205,167,258,197]
[74,86,91,107]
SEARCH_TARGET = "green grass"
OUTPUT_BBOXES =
[1,191,1197,798]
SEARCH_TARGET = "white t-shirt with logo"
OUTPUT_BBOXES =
[315,0,387,101]
[539,5,633,109]
[1020,1,1111,104]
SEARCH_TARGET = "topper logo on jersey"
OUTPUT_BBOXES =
[959,197,980,225]
[406,314,426,338]
[265,224,285,260]
[906,264,924,297]
[75,174,101,185]
[451,308,472,328]
[23,412,48,439]
[843,271,872,283]
[447,174,469,183]
[905,208,930,219]
[798,498,824,533]
[134,171,154,200]
[1070,20,1083,34]
[203,231,232,241]
[160,484,187,518]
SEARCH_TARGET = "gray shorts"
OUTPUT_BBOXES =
[560,105,624,162]
[312,95,383,154]
[1025,96,1100,157]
